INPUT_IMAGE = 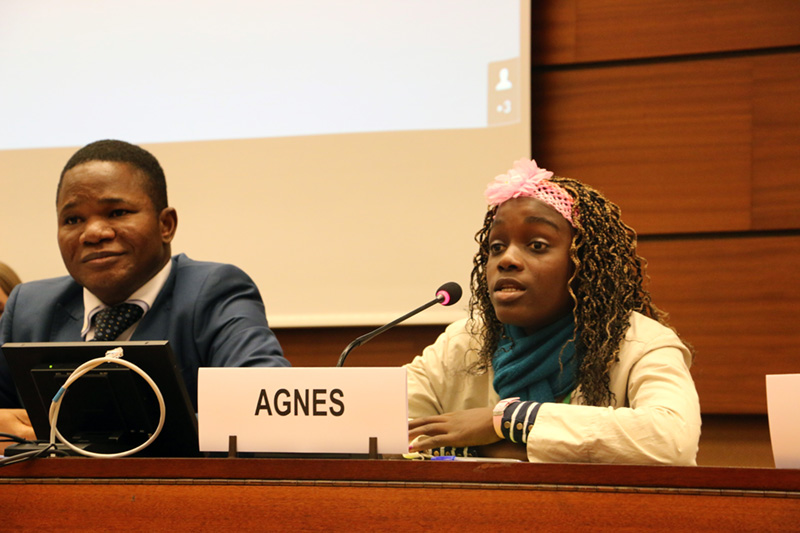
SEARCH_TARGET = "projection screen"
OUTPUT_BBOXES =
[0,0,531,327]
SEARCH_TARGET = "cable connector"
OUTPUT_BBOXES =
[105,347,125,359]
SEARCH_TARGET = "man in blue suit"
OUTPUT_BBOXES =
[0,140,288,443]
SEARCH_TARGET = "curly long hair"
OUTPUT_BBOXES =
[468,176,679,406]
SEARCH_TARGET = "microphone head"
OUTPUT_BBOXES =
[435,282,462,306]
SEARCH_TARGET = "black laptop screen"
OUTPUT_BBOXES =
[2,341,200,457]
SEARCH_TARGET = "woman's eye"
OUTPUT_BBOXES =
[530,241,548,251]
[63,216,80,225]
[110,209,129,217]
[489,243,505,254]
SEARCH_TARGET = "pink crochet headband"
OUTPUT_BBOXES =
[484,158,575,227]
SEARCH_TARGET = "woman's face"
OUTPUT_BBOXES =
[485,197,575,334]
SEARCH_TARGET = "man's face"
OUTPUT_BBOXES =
[486,197,574,334]
[56,160,177,305]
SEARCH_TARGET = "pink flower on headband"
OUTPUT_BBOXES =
[484,158,575,226]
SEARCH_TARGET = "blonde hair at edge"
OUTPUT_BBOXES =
[0,261,23,299]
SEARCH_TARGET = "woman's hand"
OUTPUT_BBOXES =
[408,407,498,452]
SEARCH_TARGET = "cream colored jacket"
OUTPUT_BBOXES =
[405,312,701,465]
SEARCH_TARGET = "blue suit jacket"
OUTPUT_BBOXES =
[0,254,288,409]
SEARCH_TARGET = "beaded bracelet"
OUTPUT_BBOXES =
[429,446,479,458]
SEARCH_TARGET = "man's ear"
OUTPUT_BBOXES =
[159,207,178,244]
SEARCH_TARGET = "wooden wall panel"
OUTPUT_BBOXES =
[638,235,800,414]
[532,52,800,235]
[530,0,800,426]
[753,53,800,229]
[275,324,441,368]
[532,1,800,65]
[697,415,774,467]
[532,56,752,235]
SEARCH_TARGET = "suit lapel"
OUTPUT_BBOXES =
[131,256,177,341]
[51,295,84,341]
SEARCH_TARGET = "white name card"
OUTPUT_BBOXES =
[766,373,800,469]
[197,367,408,454]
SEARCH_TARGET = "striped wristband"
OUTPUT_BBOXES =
[500,401,541,443]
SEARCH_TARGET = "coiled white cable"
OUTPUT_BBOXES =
[48,347,166,458]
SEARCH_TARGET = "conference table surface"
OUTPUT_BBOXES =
[2,457,799,531]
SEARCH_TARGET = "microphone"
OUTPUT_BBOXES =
[336,282,462,367]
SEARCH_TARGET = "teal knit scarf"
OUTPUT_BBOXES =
[492,313,579,402]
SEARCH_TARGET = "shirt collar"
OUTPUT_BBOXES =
[81,259,173,338]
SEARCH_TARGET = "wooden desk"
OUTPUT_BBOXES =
[2,458,798,531]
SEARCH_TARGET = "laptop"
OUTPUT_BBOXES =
[2,341,200,457]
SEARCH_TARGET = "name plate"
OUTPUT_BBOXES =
[766,373,800,469]
[198,367,408,454]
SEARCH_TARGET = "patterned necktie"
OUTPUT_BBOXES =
[92,303,144,341]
